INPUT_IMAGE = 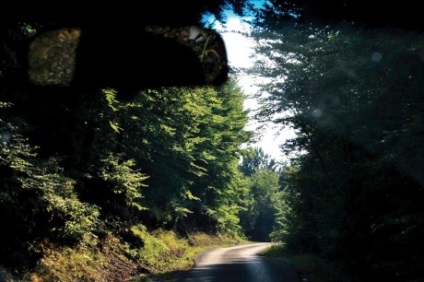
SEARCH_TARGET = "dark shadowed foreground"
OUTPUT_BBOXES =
[149,243,301,282]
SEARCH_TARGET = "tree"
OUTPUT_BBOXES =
[239,147,278,176]
[251,0,423,31]
[119,80,250,235]
[239,147,282,241]
[249,13,424,281]
[0,2,255,278]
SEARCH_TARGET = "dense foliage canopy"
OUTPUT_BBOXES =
[0,2,256,278]
[249,5,424,281]
[2,1,423,280]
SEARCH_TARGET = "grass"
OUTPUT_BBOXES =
[261,244,349,282]
[29,233,139,282]
[25,226,246,282]
[129,225,246,281]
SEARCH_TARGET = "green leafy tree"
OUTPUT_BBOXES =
[120,80,250,235]
[240,147,278,176]
[0,3,255,278]
[0,102,100,266]
[249,14,424,281]
[239,147,282,241]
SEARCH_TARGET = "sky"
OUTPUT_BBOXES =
[203,10,296,162]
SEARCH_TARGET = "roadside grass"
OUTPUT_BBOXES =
[29,233,139,282]
[261,244,349,282]
[130,225,247,281]
[25,227,246,281]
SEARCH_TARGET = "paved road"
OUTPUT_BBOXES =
[173,243,301,282]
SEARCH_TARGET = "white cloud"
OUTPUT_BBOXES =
[222,32,255,68]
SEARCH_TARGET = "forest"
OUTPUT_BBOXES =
[1,1,423,281]
[247,1,424,281]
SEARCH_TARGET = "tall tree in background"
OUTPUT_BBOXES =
[239,148,282,241]
[239,147,278,176]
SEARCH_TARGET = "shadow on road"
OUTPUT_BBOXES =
[139,256,301,282]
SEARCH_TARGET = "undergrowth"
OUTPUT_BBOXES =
[261,244,349,282]
[22,227,243,282]
[29,233,139,282]
[127,225,243,275]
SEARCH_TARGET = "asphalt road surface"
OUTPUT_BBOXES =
[172,243,301,282]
